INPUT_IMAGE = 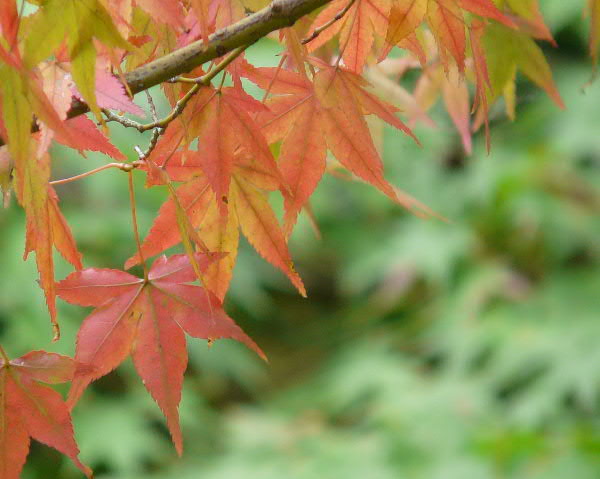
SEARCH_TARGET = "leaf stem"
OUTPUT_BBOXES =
[106,45,248,141]
[145,159,210,286]
[0,0,336,148]
[334,0,358,68]
[262,54,287,103]
[49,162,142,186]
[127,171,149,280]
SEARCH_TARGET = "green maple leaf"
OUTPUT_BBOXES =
[24,0,131,120]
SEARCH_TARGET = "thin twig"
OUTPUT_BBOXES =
[49,162,142,185]
[128,171,149,280]
[167,76,200,84]
[112,45,249,136]
[302,0,356,45]
[136,127,164,160]
[145,90,159,121]
[102,110,146,131]
[0,0,336,148]
[134,91,165,159]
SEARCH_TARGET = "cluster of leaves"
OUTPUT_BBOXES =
[111,53,598,478]
[0,0,598,476]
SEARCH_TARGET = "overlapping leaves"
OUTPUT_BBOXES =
[57,253,264,455]
[0,351,91,479]
[0,0,591,475]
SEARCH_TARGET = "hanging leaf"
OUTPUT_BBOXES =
[57,253,265,454]
[0,350,92,479]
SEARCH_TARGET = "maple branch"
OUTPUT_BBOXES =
[302,0,356,44]
[146,45,249,130]
[49,162,142,185]
[0,0,333,147]
[106,45,248,137]
[102,110,145,131]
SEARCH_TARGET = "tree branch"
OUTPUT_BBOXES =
[0,0,332,147]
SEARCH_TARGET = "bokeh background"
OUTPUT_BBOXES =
[2,3,600,478]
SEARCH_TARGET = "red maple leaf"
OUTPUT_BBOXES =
[54,116,127,160]
[71,69,145,119]
[164,85,279,210]
[307,0,391,73]
[244,61,433,233]
[0,350,92,479]
[136,0,186,27]
[20,153,82,339]
[39,62,126,160]
[57,253,265,455]
[92,69,145,117]
[384,0,513,71]
[125,156,305,300]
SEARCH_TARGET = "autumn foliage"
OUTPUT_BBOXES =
[0,0,598,476]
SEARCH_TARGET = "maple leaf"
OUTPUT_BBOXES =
[36,62,126,159]
[456,0,514,26]
[0,350,92,479]
[136,0,185,27]
[176,86,278,210]
[410,58,473,153]
[54,116,127,160]
[307,0,391,73]
[23,0,131,120]
[426,0,467,70]
[213,0,247,30]
[125,154,305,299]
[245,62,431,229]
[57,253,265,455]
[0,69,34,178]
[480,24,563,109]
[72,69,145,117]
[231,172,306,294]
[37,62,77,152]
[589,0,600,65]
[469,18,492,149]
[0,147,12,208]
[386,0,428,45]
[441,66,471,153]
[502,0,554,44]
[384,0,516,72]
[195,198,239,301]
[0,0,18,49]
[19,153,82,339]
[0,58,113,168]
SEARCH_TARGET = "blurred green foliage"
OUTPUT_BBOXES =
[1,3,600,478]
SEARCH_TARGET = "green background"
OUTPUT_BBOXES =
[1,3,599,477]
